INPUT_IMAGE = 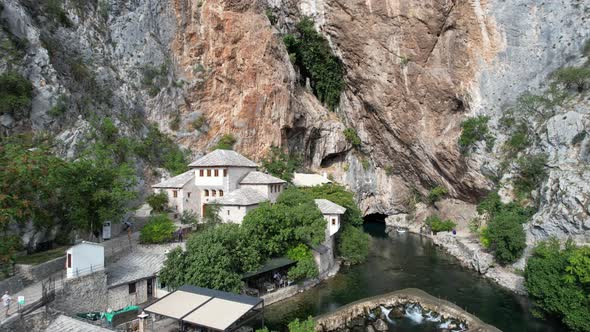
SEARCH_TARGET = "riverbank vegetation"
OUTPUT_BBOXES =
[525,239,590,332]
[424,215,456,234]
[337,225,369,264]
[477,192,533,265]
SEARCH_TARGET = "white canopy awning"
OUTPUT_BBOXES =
[144,285,263,331]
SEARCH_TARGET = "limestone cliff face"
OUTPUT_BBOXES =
[1,0,589,247]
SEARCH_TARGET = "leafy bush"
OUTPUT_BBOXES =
[343,128,361,147]
[46,0,72,27]
[140,214,176,244]
[133,125,189,175]
[337,225,369,264]
[479,227,491,248]
[213,134,236,150]
[146,192,168,213]
[287,244,318,281]
[361,158,370,170]
[283,17,344,110]
[424,215,456,234]
[203,203,222,225]
[288,317,315,332]
[0,72,33,116]
[514,154,547,199]
[504,122,530,153]
[48,95,68,117]
[525,239,590,332]
[486,211,526,264]
[458,115,493,153]
[552,66,590,92]
[261,146,302,182]
[427,186,448,204]
[265,8,277,25]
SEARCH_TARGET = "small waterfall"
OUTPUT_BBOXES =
[425,311,441,322]
[439,319,452,329]
[404,304,424,324]
[379,306,395,324]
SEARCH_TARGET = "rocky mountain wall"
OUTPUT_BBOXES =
[0,0,588,248]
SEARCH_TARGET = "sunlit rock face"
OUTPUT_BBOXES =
[1,0,588,245]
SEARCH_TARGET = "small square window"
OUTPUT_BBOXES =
[173,190,178,198]
[129,282,136,294]
[199,170,204,176]
[227,210,230,216]
[214,169,219,176]
[332,219,336,225]
[207,169,211,176]
[223,169,228,177]
[187,192,191,198]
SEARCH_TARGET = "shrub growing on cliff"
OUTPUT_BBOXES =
[0,72,33,117]
[552,66,590,92]
[139,214,175,244]
[343,128,361,148]
[525,239,590,332]
[513,154,548,199]
[426,186,448,204]
[283,17,344,110]
[424,215,456,234]
[458,115,493,153]
[337,225,370,264]
[213,134,236,150]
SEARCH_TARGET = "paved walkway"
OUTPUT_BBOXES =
[0,231,141,324]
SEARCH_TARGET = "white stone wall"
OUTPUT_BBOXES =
[323,214,341,237]
[226,167,256,192]
[218,205,256,224]
[107,278,152,311]
[66,243,104,279]
[193,167,226,187]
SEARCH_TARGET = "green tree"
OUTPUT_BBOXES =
[159,224,261,293]
[283,17,344,110]
[146,192,169,213]
[288,317,315,332]
[525,239,590,332]
[514,154,548,199]
[212,134,237,150]
[486,210,526,265]
[140,214,175,244]
[301,183,363,227]
[261,146,301,182]
[286,244,318,281]
[133,125,189,176]
[203,203,222,225]
[337,224,369,264]
[552,67,590,92]
[0,72,33,117]
[180,210,198,225]
[424,215,456,234]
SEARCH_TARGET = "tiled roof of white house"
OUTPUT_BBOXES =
[292,172,332,187]
[240,171,287,184]
[152,170,194,189]
[45,315,112,332]
[188,149,258,168]
[107,244,179,287]
[211,188,268,206]
[314,199,346,215]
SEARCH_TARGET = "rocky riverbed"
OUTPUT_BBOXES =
[315,288,500,332]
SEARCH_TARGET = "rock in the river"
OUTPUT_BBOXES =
[372,319,388,332]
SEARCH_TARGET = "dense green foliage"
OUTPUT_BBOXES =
[203,203,222,225]
[343,128,361,148]
[146,192,168,213]
[283,17,344,110]
[458,115,492,153]
[0,72,33,116]
[514,154,548,199]
[477,192,533,264]
[159,224,261,293]
[212,134,236,150]
[301,183,363,227]
[261,146,302,182]
[288,317,315,332]
[286,244,318,281]
[139,214,175,244]
[242,188,327,258]
[426,186,448,205]
[424,215,456,234]
[337,224,370,264]
[525,239,590,331]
